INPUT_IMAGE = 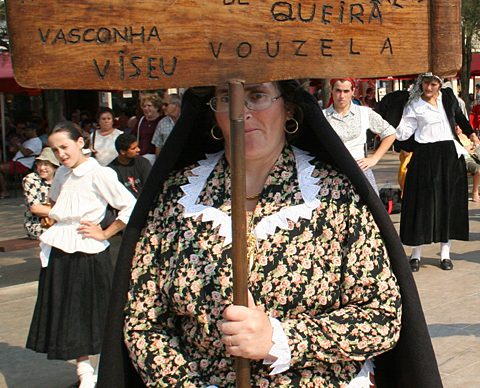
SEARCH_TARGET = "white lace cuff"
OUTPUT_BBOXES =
[347,359,375,388]
[263,316,291,375]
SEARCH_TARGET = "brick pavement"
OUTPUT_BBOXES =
[0,151,479,387]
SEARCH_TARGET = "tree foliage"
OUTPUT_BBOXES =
[460,0,480,111]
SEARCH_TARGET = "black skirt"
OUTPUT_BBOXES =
[400,140,469,246]
[26,247,113,360]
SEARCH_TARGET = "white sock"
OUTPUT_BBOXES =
[77,359,95,388]
[411,246,422,260]
[440,241,451,260]
[93,354,100,383]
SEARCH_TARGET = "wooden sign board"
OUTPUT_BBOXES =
[6,0,461,90]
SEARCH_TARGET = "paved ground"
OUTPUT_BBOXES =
[0,151,479,387]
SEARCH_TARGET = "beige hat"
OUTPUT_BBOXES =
[36,147,60,167]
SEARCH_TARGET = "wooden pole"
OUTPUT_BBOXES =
[429,0,462,76]
[228,80,251,388]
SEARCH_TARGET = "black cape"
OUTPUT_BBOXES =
[98,85,443,388]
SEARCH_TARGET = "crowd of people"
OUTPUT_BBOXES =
[0,90,181,387]
[1,74,479,387]
[1,90,182,242]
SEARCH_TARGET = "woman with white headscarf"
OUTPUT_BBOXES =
[396,73,479,272]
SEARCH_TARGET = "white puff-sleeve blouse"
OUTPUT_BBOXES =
[40,157,135,256]
[396,93,468,158]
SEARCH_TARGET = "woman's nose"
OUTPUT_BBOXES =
[244,108,253,120]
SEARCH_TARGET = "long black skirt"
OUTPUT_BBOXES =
[26,247,113,360]
[400,140,469,246]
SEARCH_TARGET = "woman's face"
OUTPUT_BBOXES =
[98,112,114,131]
[332,80,354,110]
[214,82,288,161]
[48,131,86,169]
[422,80,441,100]
[36,160,56,181]
[141,101,159,120]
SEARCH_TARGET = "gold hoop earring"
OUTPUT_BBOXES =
[210,125,224,141]
[284,118,299,134]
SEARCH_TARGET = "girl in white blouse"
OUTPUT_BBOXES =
[26,121,135,388]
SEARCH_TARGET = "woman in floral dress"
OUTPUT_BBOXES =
[22,147,59,239]
[98,81,442,387]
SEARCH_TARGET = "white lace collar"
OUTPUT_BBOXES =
[178,147,320,246]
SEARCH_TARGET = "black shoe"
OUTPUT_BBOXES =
[440,259,453,270]
[409,258,420,272]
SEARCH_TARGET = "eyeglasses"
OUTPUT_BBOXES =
[207,92,282,113]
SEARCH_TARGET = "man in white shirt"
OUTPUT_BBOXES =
[152,93,182,156]
[0,124,43,198]
[323,78,396,193]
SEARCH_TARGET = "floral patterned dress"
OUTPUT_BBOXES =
[22,172,51,240]
[124,145,402,387]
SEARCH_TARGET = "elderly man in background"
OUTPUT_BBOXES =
[152,93,182,156]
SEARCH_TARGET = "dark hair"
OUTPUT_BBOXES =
[15,119,27,127]
[81,118,94,128]
[420,75,442,86]
[276,80,305,138]
[50,120,91,149]
[97,107,115,121]
[276,80,303,116]
[23,123,38,132]
[329,78,356,90]
[115,133,137,153]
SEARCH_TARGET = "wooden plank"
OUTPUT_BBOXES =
[5,0,461,90]
[430,0,462,76]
